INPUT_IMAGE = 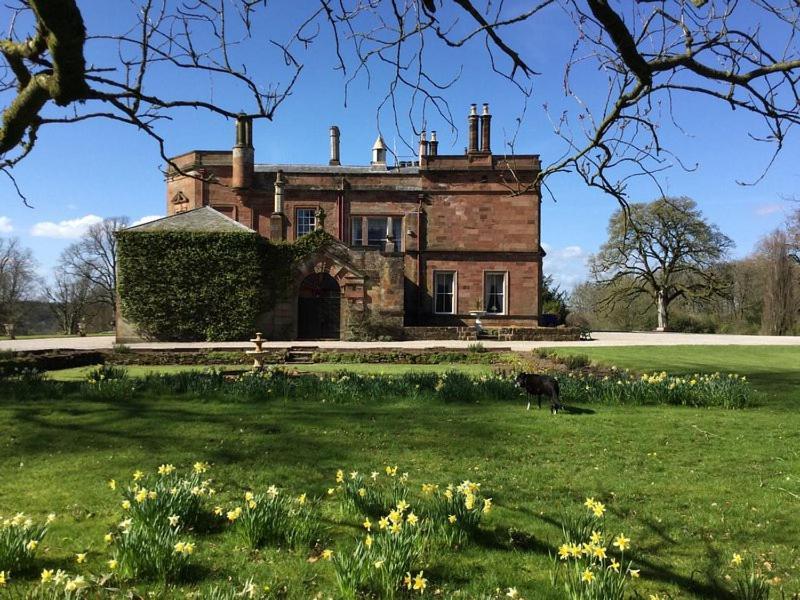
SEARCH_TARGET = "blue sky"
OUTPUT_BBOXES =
[0,1,797,289]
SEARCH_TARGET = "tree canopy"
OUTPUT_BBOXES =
[590,196,733,331]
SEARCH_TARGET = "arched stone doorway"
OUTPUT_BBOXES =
[298,272,341,339]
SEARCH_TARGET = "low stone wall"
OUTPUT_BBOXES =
[402,326,581,342]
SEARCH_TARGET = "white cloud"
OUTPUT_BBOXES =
[754,202,783,217]
[0,216,12,233]
[31,214,103,239]
[542,243,589,290]
[130,214,163,227]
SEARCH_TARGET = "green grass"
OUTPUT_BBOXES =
[0,332,114,341]
[47,362,495,381]
[2,346,799,598]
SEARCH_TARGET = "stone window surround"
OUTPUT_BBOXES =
[483,270,508,315]
[433,270,457,315]
[350,215,403,251]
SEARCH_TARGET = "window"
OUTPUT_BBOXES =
[367,218,386,247]
[296,208,316,237]
[484,272,506,314]
[350,216,403,251]
[351,217,363,246]
[434,271,456,314]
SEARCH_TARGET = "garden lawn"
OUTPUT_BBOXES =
[1,346,799,598]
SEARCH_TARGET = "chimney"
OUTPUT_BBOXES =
[467,103,479,153]
[371,135,387,167]
[429,130,438,156]
[232,114,254,190]
[480,103,491,153]
[418,130,428,159]
[329,125,340,166]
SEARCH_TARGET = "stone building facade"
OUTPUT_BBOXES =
[162,104,544,340]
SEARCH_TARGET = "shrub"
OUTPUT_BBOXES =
[0,512,52,573]
[117,230,266,341]
[467,342,487,353]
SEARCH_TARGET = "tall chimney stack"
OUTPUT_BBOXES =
[429,131,438,156]
[232,114,254,190]
[480,103,491,153]
[467,104,479,153]
[418,130,428,159]
[329,125,340,166]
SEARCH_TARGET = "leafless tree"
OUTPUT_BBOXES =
[44,271,94,335]
[2,2,800,206]
[60,217,128,324]
[0,236,37,331]
[787,200,800,265]
[590,196,733,331]
[760,229,797,335]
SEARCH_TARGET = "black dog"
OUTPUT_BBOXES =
[515,372,563,414]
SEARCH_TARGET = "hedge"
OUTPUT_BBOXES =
[117,229,333,341]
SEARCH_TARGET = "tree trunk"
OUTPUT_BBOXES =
[656,289,668,331]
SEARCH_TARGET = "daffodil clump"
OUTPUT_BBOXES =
[337,467,410,517]
[108,463,211,580]
[36,568,94,598]
[730,552,771,600]
[224,486,322,549]
[424,479,492,546]
[559,370,753,408]
[116,462,214,529]
[551,498,638,600]
[0,511,54,573]
[332,498,429,599]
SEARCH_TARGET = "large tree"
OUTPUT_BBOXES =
[0,236,37,332]
[1,2,800,205]
[44,270,94,335]
[760,229,797,336]
[59,216,128,324]
[590,196,733,331]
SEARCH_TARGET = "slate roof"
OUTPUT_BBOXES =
[123,206,255,233]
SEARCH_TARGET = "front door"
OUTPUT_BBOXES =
[298,273,341,339]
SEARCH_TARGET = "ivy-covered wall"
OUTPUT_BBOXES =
[117,229,333,341]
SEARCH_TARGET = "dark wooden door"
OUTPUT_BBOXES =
[297,273,341,339]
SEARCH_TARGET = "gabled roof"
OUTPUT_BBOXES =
[123,206,255,233]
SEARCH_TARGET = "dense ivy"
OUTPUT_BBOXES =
[117,229,334,341]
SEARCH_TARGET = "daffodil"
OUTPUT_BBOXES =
[104,532,113,544]
[193,461,209,473]
[590,530,602,545]
[592,502,606,517]
[407,512,419,526]
[613,534,630,551]
[558,543,570,560]
[396,499,409,512]
[168,515,180,527]
[581,568,595,583]
[336,469,345,483]
[25,539,38,551]
[121,500,131,510]
[609,559,620,572]
[297,493,307,505]
[483,498,493,513]
[322,549,333,560]
[413,571,427,592]
[132,470,144,481]
[107,559,118,570]
[363,518,372,531]
[629,569,640,578]
[365,534,373,548]
[76,552,87,564]
[448,514,457,524]
[41,569,54,583]
[379,516,389,530]
[731,553,743,567]
[0,571,7,586]
[506,588,520,599]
